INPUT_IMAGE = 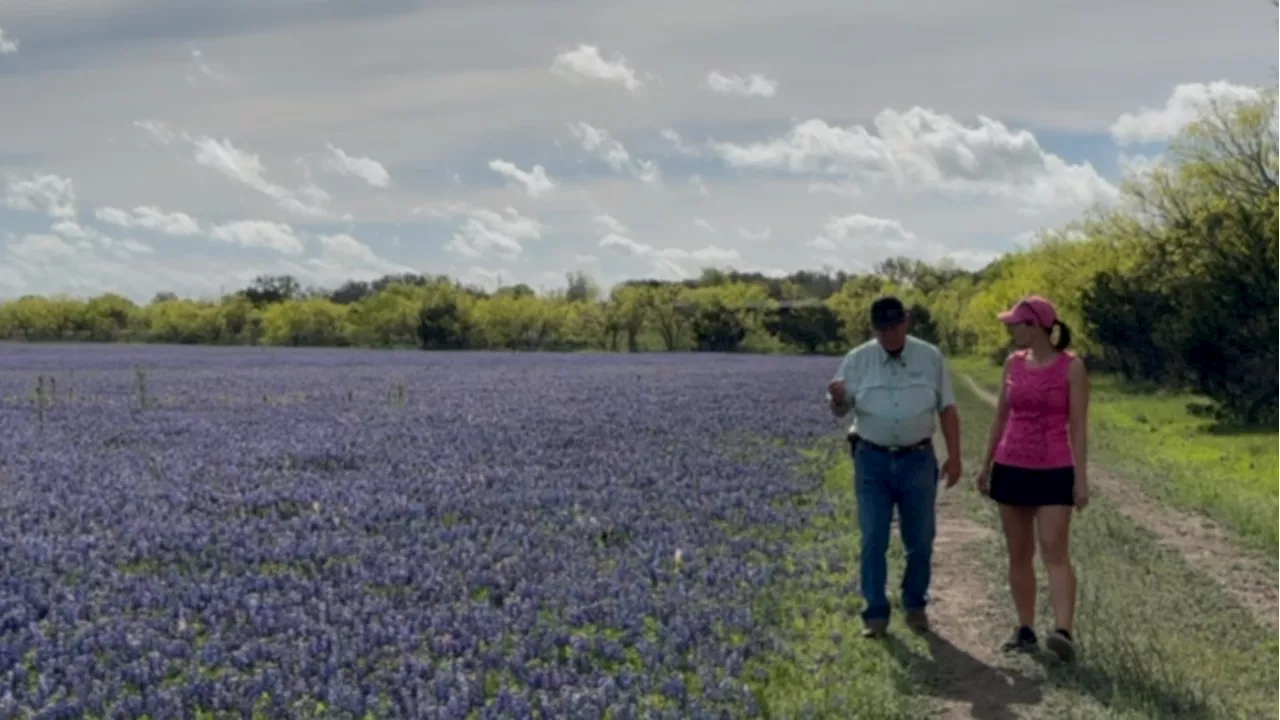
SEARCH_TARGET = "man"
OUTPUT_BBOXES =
[826,295,962,638]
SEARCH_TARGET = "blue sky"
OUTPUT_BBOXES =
[0,0,1274,302]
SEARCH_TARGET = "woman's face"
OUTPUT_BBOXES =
[1009,320,1039,348]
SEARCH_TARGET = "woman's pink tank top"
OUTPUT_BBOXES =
[993,350,1076,469]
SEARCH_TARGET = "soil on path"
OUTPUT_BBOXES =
[957,373,1278,632]
[903,472,1047,719]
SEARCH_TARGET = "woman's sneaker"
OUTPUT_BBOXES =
[1046,628,1076,662]
[1001,625,1038,653]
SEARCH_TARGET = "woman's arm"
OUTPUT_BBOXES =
[1067,356,1090,482]
[980,354,1014,470]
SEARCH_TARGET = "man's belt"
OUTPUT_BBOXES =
[847,433,932,456]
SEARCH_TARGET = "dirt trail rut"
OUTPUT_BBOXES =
[958,373,1278,631]
[908,474,1045,719]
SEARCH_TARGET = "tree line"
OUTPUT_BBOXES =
[2,92,1275,424]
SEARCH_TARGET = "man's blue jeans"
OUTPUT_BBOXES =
[853,441,939,623]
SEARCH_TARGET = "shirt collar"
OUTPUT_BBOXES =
[880,339,909,364]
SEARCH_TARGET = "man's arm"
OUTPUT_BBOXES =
[939,405,960,458]
[936,353,961,461]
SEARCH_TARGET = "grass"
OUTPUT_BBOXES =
[948,375,1278,719]
[949,355,1279,552]
[755,371,1277,718]
[744,442,938,719]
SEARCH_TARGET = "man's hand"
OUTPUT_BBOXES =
[827,379,850,415]
[939,456,962,488]
[827,379,846,404]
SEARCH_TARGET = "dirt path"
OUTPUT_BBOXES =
[907,475,1046,719]
[866,422,1049,718]
[958,373,1278,632]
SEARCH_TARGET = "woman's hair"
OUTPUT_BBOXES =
[1051,320,1072,351]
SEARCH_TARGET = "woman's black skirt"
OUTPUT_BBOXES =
[989,462,1076,507]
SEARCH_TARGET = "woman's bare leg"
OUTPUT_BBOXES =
[999,504,1038,629]
[1036,505,1077,633]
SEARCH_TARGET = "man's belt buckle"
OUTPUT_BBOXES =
[875,438,928,454]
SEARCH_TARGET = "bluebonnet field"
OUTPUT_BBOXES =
[0,344,844,719]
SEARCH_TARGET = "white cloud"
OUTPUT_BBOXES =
[119,238,154,255]
[568,122,660,184]
[598,232,741,279]
[594,213,629,235]
[669,245,741,263]
[1117,152,1166,178]
[185,48,231,87]
[808,213,994,271]
[737,226,772,240]
[599,233,652,256]
[94,205,201,236]
[488,159,556,197]
[308,233,405,274]
[4,173,77,220]
[0,27,17,54]
[0,230,406,302]
[807,180,863,198]
[98,235,155,256]
[323,144,391,188]
[314,233,373,263]
[7,234,77,263]
[133,119,182,146]
[191,137,280,194]
[89,207,132,227]
[809,214,918,253]
[705,71,778,98]
[660,128,701,157]
[713,108,1117,209]
[550,44,643,92]
[427,203,543,262]
[457,265,506,290]
[193,136,332,218]
[1109,81,1263,146]
[135,120,336,219]
[208,220,304,254]
[51,220,92,239]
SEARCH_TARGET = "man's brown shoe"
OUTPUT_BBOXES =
[861,619,889,638]
[905,609,931,633]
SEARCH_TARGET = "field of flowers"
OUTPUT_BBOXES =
[0,344,845,719]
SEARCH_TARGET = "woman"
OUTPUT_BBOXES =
[977,294,1089,662]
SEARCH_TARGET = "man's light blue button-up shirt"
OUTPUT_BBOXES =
[830,335,956,447]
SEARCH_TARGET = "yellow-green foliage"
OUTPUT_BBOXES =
[960,230,1127,358]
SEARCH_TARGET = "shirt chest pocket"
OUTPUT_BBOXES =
[898,379,937,416]
[853,378,889,408]
[854,377,934,416]
[857,378,935,416]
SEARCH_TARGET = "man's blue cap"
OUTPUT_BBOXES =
[870,296,907,330]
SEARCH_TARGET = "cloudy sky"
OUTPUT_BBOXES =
[1,1,1274,302]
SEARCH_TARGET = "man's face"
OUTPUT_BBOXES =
[874,320,909,352]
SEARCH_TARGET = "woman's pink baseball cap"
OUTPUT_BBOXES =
[998,295,1058,328]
